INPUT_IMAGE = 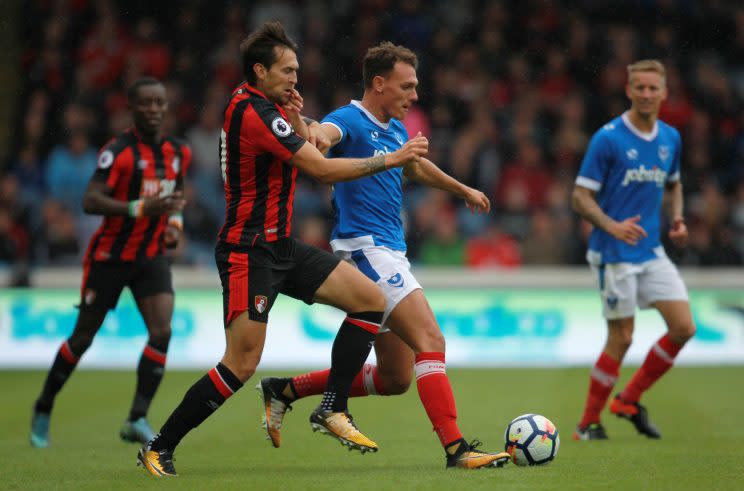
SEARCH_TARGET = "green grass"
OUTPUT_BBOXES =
[1,367,742,490]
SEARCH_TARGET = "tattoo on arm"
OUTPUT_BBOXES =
[353,154,386,175]
[302,116,317,126]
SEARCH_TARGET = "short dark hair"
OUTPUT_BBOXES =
[362,42,418,88]
[240,21,298,84]
[127,77,163,104]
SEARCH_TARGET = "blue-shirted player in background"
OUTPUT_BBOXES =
[572,60,696,441]
[258,42,511,469]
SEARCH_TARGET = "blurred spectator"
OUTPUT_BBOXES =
[465,224,521,269]
[7,0,744,270]
[38,200,80,265]
[45,131,97,216]
[418,211,465,266]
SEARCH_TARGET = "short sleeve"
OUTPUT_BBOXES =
[322,111,351,145]
[91,144,128,189]
[247,100,306,160]
[576,130,613,192]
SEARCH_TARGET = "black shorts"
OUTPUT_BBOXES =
[215,236,340,326]
[79,256,173,312]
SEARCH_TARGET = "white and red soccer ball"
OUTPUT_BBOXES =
[504,414,560,466]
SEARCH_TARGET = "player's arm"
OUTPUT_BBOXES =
[664,180,688,247]
[289,134,428,184]
[403,157,490,213]
[164,145,192,249]
[83,180,185,218]
[571,185,647,246]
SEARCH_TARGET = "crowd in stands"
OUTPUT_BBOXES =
[3,0,744,284]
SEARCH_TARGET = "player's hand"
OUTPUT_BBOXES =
[463,187,490,214]
[609,215,647,246]
[164,224,181,249]
[388,132,428,168]
[668,218,688,247]
[282,89,303,122]
[143,191,186,216]
[307,121,331,153]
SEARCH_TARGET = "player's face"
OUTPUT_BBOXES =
[259,47,299,105]
[380,61,418,121]
[626,71,667,118]
[132,83,168,135]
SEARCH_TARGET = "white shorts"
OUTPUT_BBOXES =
[334,246,422,332]
[590,255,689,320]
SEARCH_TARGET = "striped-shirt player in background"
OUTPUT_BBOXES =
[138,22,429,477]
[30,78,191,449]
[258,42,512,469]
[572,60,696,441]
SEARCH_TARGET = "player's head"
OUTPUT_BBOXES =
[127,77,167,136]
[363,42,418,121]
[240,21,299,105]
[625,59,667,119]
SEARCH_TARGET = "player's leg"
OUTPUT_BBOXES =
[306,260,384,452]
[122,257,175,444]
[31,261,122,448]
[575,263,637,440]
[385,290,509,469]
[139,248,266,476]
[121,292,173,444]
[611,259,694,439]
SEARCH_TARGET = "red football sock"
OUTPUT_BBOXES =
[292,363,385,398]
[620,334,683,404]
[579,351,620,427]
[415,352,462,447]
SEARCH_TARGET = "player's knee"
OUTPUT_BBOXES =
[67,334,93,355]
[357,285,386,313]
[384,373,412,395]
[608,331,633,354]
[417,326,445,353]
[671,320,696,344]
[148,324,172,346]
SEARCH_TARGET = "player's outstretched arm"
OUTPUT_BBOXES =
[572,185,647,246]
[289,135,428,184]
[403,157,490,213]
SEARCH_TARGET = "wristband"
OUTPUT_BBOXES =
[168,213,183,231]
[128,199,144,217]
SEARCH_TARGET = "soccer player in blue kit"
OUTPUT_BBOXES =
[258,42,512,469]
[572,60,696,440]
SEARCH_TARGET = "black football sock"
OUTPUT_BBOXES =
[150,363,242,451]
[129,339,169,421]
[319,311,382,412]
[35,341,82,414]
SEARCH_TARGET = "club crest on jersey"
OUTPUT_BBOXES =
[606,296,618,309]
[387,273,404,288]
[626,148,638,160]
[172,156,180,173]
[254,295,268,313]
[394,132,403,145]
[84,288,96,305]
[371,131,379,140]
[271,117,292,137]
[658,145,670,161]
[97,150,114,169]
[138,159,148,170]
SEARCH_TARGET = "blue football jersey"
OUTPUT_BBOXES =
[322,101,409,251]
[576,112,681,264]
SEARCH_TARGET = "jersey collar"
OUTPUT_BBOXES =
[351,100,390,130]
[621,111,658,142]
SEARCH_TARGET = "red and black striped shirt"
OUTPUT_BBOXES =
[218,83,305,247]
[85,128,191,262]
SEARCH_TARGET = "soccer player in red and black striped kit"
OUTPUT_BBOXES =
[137,22,428,477]
[30,78,190,449]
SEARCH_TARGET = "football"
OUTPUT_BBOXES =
[504,414,560,466]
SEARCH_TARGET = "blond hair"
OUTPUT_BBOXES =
[627,59,666,82]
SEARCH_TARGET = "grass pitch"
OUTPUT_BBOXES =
[1,367,742,490]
